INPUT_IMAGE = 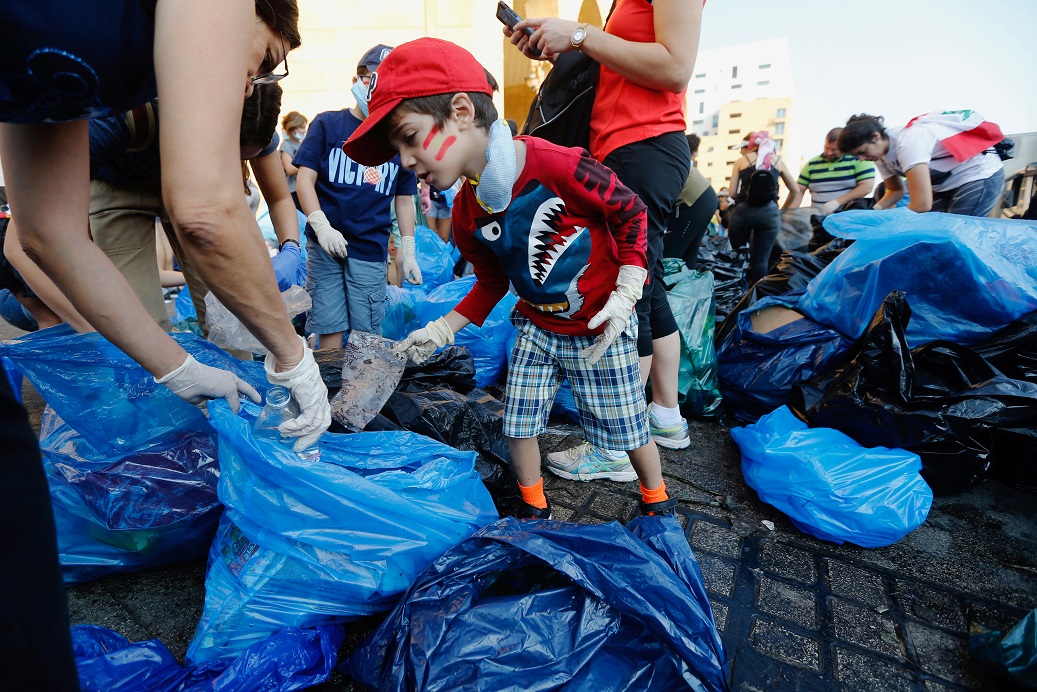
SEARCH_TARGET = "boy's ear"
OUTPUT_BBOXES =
[451,92,476,131]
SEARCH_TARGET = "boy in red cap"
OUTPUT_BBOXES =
[344,38,674,520]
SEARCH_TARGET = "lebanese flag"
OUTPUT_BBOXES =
[905,110,1004,163]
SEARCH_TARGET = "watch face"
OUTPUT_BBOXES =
[573,27,586,44]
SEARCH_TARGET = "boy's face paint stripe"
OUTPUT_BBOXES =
[422,125,440,151]
[434,136,457,161]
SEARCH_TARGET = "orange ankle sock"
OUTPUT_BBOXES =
[640,480,668,505]
[518,478,548,509]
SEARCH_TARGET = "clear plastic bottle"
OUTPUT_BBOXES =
[254,385,320,462]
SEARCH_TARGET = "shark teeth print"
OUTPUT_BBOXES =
[527,197,585,287]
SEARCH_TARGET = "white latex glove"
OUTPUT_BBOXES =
[821,199,841,215]
[264,335,331,452]
[580,265,648,364]
[395,316,454,364]
[156,354,261,413]
[307,210,348,258]
[400,235,423,285]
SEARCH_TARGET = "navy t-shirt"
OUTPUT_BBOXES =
[293,109,417,263]
[0,0,158,123]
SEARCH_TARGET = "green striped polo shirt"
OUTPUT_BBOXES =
[797,155,876,203]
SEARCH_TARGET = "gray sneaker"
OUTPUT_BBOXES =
[649,410,691,450]
[546,442,638,482]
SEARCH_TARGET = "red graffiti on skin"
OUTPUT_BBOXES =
[434,136,457,161]
[422,126,440,151]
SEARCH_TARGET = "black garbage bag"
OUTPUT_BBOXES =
[791,292,1037,495]
[397,346,478,393]
[700,249,749,326]
[348,517,728,692]
[973,311,1037,384]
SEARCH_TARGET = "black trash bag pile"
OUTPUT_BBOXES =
[695,245,749,326]
[791,292,1037,495]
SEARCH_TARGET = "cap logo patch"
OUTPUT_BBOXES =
[366,72,378,100]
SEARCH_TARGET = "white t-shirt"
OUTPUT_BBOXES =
[876,125,1002,193]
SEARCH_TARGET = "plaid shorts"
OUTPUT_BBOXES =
[504,311,650,451]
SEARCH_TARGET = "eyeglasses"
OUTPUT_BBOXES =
[355,74,372,85]
[252,32,289,85]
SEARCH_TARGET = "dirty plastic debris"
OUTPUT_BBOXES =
[72,623,345,691]
[205,286,311,354]
[348,516,728,692]
[664,259,722,417]
[732,405,932,548]
[330,330,406,432]
[969,608,1037,687]
[187,400,498,663]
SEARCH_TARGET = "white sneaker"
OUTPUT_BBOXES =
[545,442,637,482]
[649,410,691,449]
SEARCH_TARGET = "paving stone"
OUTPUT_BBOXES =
[749,617,821,672]
[922,681,966,692]
[588,491,637,520]
[66,588,152,646]
[825,559,889,608]
[964,602,1028,634]
[549,503,578,522]
[895,581,968,633]
[757,577,817,631]
[698,553,737,598]
[760,541,818,584]
[834,648,915,690]
[691,520,744,559]
[544,480,598,507]
[710,599,729,632]
[906,622,980,687]
[828,597,904,660]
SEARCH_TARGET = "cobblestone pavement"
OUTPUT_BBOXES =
[7,359,1030,690]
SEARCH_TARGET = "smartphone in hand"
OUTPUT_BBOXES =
[496,1,541,57]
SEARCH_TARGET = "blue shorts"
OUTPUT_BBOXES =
[504,311,649,451]
[304,243,386,335]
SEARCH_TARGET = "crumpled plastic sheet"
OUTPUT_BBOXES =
[348,516,729,692]
[969,608,1037,688]
[732,406,932,548]
[72,624,345,691]
[330,331,406,432]
[205,286,311,354]
[664,259,722,417]
[187,399,499,664]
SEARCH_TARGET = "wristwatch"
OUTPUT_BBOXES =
[570,23,590,50]
[279,238,302,252]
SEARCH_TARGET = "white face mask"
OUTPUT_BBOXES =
[292,129,306,141]
[351,81,370,117]
[472,120,517,214]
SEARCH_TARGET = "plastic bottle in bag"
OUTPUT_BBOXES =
[254,386,320,462]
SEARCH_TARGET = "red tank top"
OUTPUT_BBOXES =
[589,0,689,161]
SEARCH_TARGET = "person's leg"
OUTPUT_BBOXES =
[664,187,718,267]
[0,374,80,691]
[727,204,751,252]
[435,216,452,244]
[304,241,349,349]
[342,256,389,335]
[946,168,1005,217]
[745,204,781,286]
[90,178,170,330]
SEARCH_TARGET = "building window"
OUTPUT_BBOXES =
[695,73,706,79]
[730,112,741,118]
[732,66,738,78]
[707,146,714,153]
[692,119,704,125]
[699,102,704,114]
[728,129,740,135]
[731,84,742,90]
[712,114,719,128]
[694,88,705,94]
[776,108,787,118]
[759,63,771,69]
[707,162,713,167]
[774,122,785,135]
[774,139,783,151]
[757,80,769,86]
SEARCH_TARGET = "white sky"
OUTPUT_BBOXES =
[698,0,1037,156]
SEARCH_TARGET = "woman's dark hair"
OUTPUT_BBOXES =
[240,82,283,192]
[686,133,701,157]
[837,114,886,153]
[255,0,301,50]
[389,69,500,131]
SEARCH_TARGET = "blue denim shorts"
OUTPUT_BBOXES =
[304,242,387,334]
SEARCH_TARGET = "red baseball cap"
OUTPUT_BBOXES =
[343,38,493,166]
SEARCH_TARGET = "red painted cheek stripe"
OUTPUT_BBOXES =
[435,136,457,161]
[422,126,440,151]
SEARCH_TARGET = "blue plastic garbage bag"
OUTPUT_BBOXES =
[188,400,498,664]
[348,516,728,692]
[732,406,932,548]
[717,293,854,423]
[970,608,1037,688]
[40,406,222,585]
[799,210,1037,346]
[401,225,455,293]
[418,275,518,387]
[2,354,20,403]
[73,623,345,691]
[174,284,196,324]
[0,324,266,456]
[382,284,426,341]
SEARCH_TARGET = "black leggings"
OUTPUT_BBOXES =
[604,131,690,356]
[664,186,718,267]
[728,201,780,286]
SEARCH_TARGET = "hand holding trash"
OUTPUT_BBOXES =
[270,241,303,291]
[264,335,331,452]
[400,235,423,285]
[307,210,348,258]
[820,199,841,216]
[395,315,458,364]
[156,354,260,413]
[580,265,647,364]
